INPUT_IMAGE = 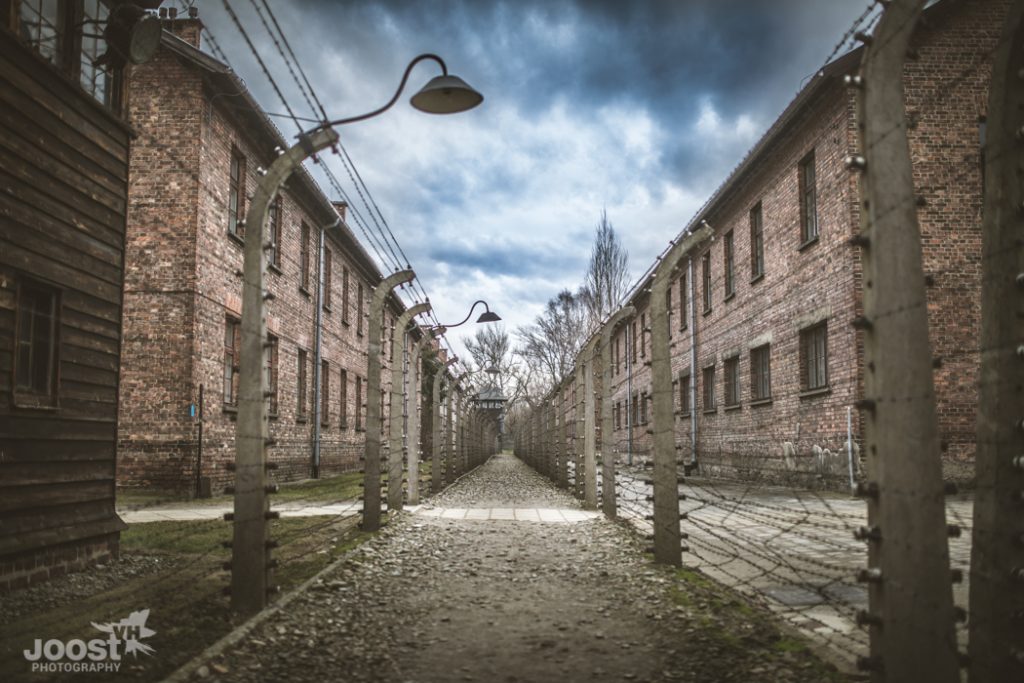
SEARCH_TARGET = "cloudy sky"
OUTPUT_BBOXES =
[196,0,873,358]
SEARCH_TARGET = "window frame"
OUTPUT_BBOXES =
[800,322,829,392]
[798,150,818,245]
[299,221,311,293]
[355,375,363,430]
[320,359,330,426]
[264,333,279,416]
[322,245,332,311]
[228,148,246,239]
[297,348,308,421]
[267,195,282,270]
[750,201,764,281]
[702,364,716,413]
[678,371,691,415]
[339,368,348,430]
[678,271,688,331]
[723,356,740,407]
[13,278,61,408]
[750,344,772,403]
[341,266,350,325]
[223,316,241,408]
[723,230,735,299]
[702,251,712,314]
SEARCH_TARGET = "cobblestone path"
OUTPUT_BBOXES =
[194,454,841,682]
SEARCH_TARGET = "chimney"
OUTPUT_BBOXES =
[163,4,203,49]
[332,201,348,224]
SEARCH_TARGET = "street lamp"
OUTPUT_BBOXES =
[437,299,501,328]
[231,53,482,616]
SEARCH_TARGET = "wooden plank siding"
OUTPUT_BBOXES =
[0,24,131,592]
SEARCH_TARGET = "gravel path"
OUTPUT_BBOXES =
[194,454,841,683]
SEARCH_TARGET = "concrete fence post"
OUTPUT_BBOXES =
[387,303,430,512]
[600,306,635,519]
[582,337,600,509]
[362,269,415,532]
[649,226,710,567]
[231,128,338,616]
[968,3,1024,681]
[853,1,959,678]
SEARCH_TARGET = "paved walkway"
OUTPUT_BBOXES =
[186,454,838,683]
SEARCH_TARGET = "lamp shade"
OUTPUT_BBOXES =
[410,74,484,114]
[475,310,501,323]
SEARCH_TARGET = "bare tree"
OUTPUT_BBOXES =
[580,210,630,333]
[517,288,588,389]
[463,324,528,408]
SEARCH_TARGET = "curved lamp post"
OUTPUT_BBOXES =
[230,54,482,616]
[436,299,501,328]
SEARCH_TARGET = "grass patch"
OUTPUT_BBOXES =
[0,515,370,682]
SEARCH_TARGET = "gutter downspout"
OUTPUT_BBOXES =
[626,319,634,466]
[312,217,341,479]
[689,254,698,469]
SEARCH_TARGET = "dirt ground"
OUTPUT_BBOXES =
[194,455,852,683]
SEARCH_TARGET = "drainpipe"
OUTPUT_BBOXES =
[625,317,633,466]
[311,217,341,479]
[689,253,698,468]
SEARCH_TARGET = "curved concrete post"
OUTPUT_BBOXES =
[650,225,711,568]
[362,269,414,532]
[556,380,569,489]
[387,302,430,512]
[232,128,338,616]
[445,373,456,483]
[600,305,635,519]
[432,358,456,493]
[406,328,437,505]
[581,335,601,509]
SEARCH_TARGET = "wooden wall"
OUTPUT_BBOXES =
[0,26,129,591]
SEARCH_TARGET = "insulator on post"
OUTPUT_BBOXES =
[851,316,873,331]
[854,481,880,499]
[854,399,877,412]
[944,482,958,495]
[946,524,961,538]
[953,606,967,623]
[220,540,232,549]
[224,486,236,495]
[265,462,279,470]
[854,31,873,45]
[265,510,281,520]
[265,484,280,494]
[843,74,864,88]
[221,561,232,571]
[853,525,881,541]
[856,656,883,672]
[265,539,279,549]
[857,567,883,583]
[847,234,870,248]
[951,569,964,583]
[844,155,867,171]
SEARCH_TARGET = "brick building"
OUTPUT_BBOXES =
[118,17,410,493]
[605,0,1003,487]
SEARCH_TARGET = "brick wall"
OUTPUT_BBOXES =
[119,24,403,494]
[603,0,1002,488]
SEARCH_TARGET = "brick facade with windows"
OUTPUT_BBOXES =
[117,20,411,492]
[606,0,1004,486]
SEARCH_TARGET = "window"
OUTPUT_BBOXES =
[223,317,240,406]
[631,392,639,427]
[614,335,621,375]
[323,246,332,310]
[228,149,246,238]
[631,321,638,363]
[297,348,308,420]
[267,196,282,269]
[355,375,363,430]
[356,283,364,335]
[342,266,350,324]
[702,365,716,411]
[320,360,329,426]
[702,252,712,313]
[724,230,735,298]
[678,372,691,414]
[800,322,829,391]
[750,202,764,279]
[17,0,61,66]
[639,313,647,359]
[724,356,740,407]
[80,0,113,106]
[614,401,621,430]
[799,151,818,243]
[640,391,649,424]
[340,369,348,430]
[751,344,771,401]
[678,272,687,330]
[264,334,278,414]
[14,280,60,404]
[300,222,310,291]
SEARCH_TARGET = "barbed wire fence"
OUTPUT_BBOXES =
[515,1,1021,679]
